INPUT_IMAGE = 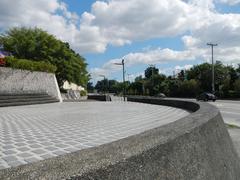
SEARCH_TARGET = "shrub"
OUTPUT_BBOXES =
[5,56,57,73]
[80,90,87,96]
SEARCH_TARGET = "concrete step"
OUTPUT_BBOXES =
[0,97,57,103]
[0,94,49,100]
[0,99,59,107]
[0,93,59,107]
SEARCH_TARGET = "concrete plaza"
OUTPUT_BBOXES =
[0,101,189,170]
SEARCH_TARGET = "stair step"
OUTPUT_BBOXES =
[0,99,59,107]
[0,93,48,96]
[0,95,50,100]
[0,97,57,103]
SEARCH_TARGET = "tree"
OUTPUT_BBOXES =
[234,79,240,92]
[87,82,94,93]
[0,27,89,87]
[144,66,159,79]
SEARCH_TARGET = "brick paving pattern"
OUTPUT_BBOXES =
[0,101,189,169]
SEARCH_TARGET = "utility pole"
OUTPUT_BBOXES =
[114,59,126,101]
[207,43,218,94]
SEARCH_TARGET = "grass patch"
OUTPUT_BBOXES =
[226,123,240,129]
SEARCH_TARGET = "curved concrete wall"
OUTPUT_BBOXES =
[88,94,111,101]
[0,67,62,102]
[0,97,239,179]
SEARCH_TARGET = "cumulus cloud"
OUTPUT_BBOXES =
[0,0,240,66]
[90,47,200,79]
[219,0,240,5]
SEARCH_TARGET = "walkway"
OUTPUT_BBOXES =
[0,101,189,169]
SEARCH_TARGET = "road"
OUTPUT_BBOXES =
[209,100,240,127]
[168,98,240,127]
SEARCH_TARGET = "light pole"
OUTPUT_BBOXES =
[207,43,218,94]
[114,59,126,101]
[99,75,106,94]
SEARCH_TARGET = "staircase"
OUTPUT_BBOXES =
[0,93,59,107]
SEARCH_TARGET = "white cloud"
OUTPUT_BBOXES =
[219,0,240,5]
[90,47,199,79]
[0,0,240,64]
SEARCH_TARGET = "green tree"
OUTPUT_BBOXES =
[144,66,159,79]
[87,82,94,93]
[178,79,200,97]
[234,79,240,92]
[0,27,89,87]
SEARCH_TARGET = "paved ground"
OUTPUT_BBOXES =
[208,100,240,127]
[0,101,189,170]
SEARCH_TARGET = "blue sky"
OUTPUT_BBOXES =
[0,0,240,84]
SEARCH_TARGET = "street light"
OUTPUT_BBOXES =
[207,43,218,94]
[114,59,126,101]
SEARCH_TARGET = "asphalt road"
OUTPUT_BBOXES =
[169,98,240,127]
[209,100,240,127]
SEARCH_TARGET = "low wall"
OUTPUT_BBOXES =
[0,67,62,101]
[0,97,239,179]
[87,94,111,101]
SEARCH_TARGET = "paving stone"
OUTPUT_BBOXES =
[55,144,67,148]
[7,161,26,167]
[14,143,27,147]
[18,152,33,158]
[40,154,56,159]
[3,156,18,162]
[53,150,68,156]
[3,145,15,150]
[31,149,46,155]
[3,141,14,145]
[44,146,59,151]
[0,102,188,170]
[3,150,17,155]
[29,144,42,148]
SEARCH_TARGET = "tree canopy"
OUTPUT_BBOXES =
[93,63,240,98]
[0,27,89,88]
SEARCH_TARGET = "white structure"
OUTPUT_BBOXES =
[62,81,86,100]
[63,81,85,91]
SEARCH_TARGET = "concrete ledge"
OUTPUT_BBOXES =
[0,97,240,179]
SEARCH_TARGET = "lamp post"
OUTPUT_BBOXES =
[207,43,218,94]
[114,59,126,101]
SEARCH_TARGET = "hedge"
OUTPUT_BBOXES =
[5,56,57,73]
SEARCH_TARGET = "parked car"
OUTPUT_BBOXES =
[196,92,216,102]
[155,93,166,98]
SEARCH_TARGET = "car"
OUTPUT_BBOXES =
[196,92,216,102]
[155,93,166,98]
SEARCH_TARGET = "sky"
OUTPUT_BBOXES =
[0,0,240,84]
